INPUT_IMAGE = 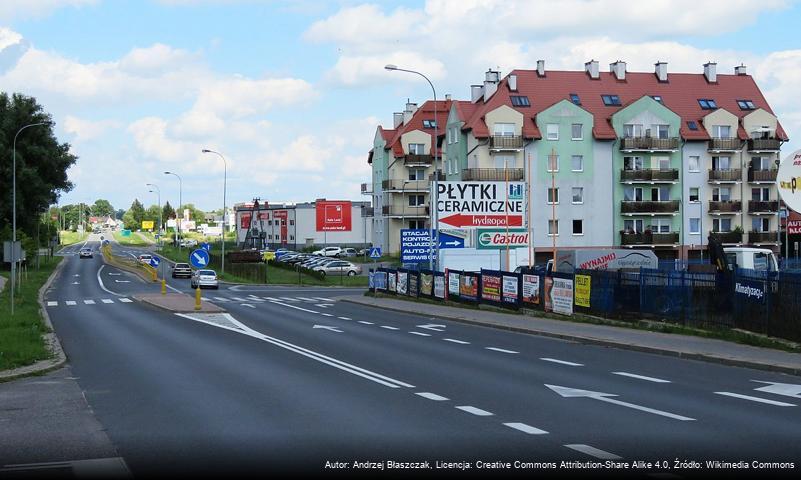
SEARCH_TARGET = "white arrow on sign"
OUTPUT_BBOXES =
[192,252,208,266]
[753,381,801,399]
[416,324,446,332]
[313,325,343,333]
[545,384,695,421]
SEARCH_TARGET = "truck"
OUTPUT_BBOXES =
[546,249,659,274]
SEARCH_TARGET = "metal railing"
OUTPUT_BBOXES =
[403,154,433,165]
[381,179,430,191]
[462,168,525,181]
[620,137,679,151]
[382,205,429,217]
[620,232,679,245]
[620,169,678,182]
[748,138,781,151]
[749,231,778,243]
[621,200,680,214]
[748,169,778,182]
[748,200,779,213]
[489,135,524,149]
[708,169,742,182]
[708,201,742,213]
[710,231,743,243]
[708,137,742,151]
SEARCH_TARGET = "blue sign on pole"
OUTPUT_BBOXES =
[190,249,210,269]
[438,232,465,249]
[201,242,211,252]
[400,229,437,264]
[149,256,161,268]
[369,247,382,259]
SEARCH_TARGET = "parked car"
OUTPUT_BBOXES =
[313,260,362,277]
[171,262,192,278]
[79,248,93,259]
[179,239,198,248]
[191,269,219,289]
[339,248,358,258]
[138,254,153,264]
[313,246,342,257]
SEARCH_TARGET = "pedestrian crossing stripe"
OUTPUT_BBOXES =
[47,299,134,307]
[84,300,95,305]
[119,298,133,303]
[102,299,114,304]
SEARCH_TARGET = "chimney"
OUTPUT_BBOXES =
[703,62,717,83]
[483,69,500,101]
[585,59,599,79]
[445,93,452,101]
[536,59,545,77]
[402,101,417,124]
[735,64,747,76]
[610,60,626,81]
[471,85,483,103]
[393,112,403,129]
[508,74,517,91]
[655,61,668,82]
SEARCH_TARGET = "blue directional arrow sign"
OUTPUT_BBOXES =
[189,249,210,269]
[201,242,211,252]
[438,232,465,249]
[369,247,382,259]
[149,256,161,268]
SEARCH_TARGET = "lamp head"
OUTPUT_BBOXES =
[202,149,211,153]
[384,64,398,71]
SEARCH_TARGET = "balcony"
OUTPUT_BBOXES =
[620,137,679,151]
[708,169,742,183]
[620,232,679,245]
[708,201,742,214]
[708,137,742,151]
[748,169,778,183]
[749,231,778,243]
[621,200,680,215]
[748,138,781,151]
[428,171,446,182]
[403,154,433,166]
[489,135,524,150]
[361,207,374,217]
[710,231,743,244]
[381,179,429,192]
[382,205,428,218]
[748,200,779,214]
[361,183,372,195]
[462,168,525,181]
[620,169,678,183]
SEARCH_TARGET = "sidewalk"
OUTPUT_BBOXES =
[341,294,801,376]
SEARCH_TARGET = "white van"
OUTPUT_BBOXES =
[723,247,779,272]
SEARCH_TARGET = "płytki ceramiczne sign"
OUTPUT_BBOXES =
[436,181,525,229]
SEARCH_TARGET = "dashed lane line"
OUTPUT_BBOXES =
[612,372,671,383]
[358,321,374,325]
[409,332,431,337]
[714,392,796,407]
[337,316,352,320]
[83,300,95,305]
[380,326,400,331]
[503,423,548,435]
[443,338,470,345]
[47,301,58,307]
[455,406,493,417]
[540,358,583,367]
[564,444,622,460]
[416,392,449,401]
[268,300,320,315]
[119,298,132,303]
[485,347,519,354]
[65,301,77,306]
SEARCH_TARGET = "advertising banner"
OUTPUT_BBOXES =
[316,200,352,231]
[420,273,433,296]
[240,213,251,230]
[734,278,766,304]
[788,211,801,235]
[141,220,154,230]
[778,149,801,213]
[481,273,502,302]
[552,277,574,316]
[522,274,540,305]
[397,271,408,295]
[459,274,479,301]
[400,229,436,264]
[477,229,530,249]
[388,272,397,293]
[408,273,419,297]
[437,181,526,229]
[448,271,460,297]
[434,275,445,299]
[374,271,388,290]
[575,274,591,308]
[274,210,288,244]
[502,275,519,305]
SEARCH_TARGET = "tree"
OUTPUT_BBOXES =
[115,209,125,220]
[124,199,145,229]
[0,93,78,236]
[162,201,175,222]
[180,203,206,224]
[145,205,161,224]
[91,199,114,218]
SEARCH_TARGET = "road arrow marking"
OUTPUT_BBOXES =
[108,273,122,276]
[752,381,801,399]
[72,281,80,285]
[313,325,343,333]
[417,323,446,332]
[73,274,80,277]
[545,384,695,421]
[714,392,795,407]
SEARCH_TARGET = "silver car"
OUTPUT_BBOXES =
[191,269,219,289]
[313,260,362,277]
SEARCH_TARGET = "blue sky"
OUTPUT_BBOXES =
[1,0,800,212]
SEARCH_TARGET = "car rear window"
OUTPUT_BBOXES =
[199,270,216,275]
[175,263,190,268]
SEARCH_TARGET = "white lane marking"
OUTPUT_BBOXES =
[119,298,132,303]
[314,297,334,302]
[269,300,320,315]
[444,338,470,345]
[417,323,446,332]
[337,316,352,320]
[201,297,211,301]
[752,381,801,399]
[541,357,584,367]
[409,331,431,337]
[297,297,319,302]
[175,313,414,389]
[101,299,114,304]
[83,300,96,305]
[315,304,334,308]
[380,326,400,330]
[231,297,248,302]
[262,297,276,301]
[113,280,130,283]
[320,313,334,317]
[213,297,229,302]
[455,406,493,416]
[714,392,796,407]
[241,304,256,309]
[47,301,58,307]
[564,444,622,460]
[165,283,183,294]
[313,325,343,333]
[485,347,519,354]
[503,423,548,435]
[546,384,695,421]
[358,321,374,325]
[416,392,449,401]
[65,301,77,306]
[612,372,671,383]
[279,297,300,302]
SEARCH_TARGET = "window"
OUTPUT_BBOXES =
[689,188,699,202]
[268,220,273,226]
[754,252,772,272]
[601,94,621,106]
[289,220,295,226]
[570,93,581,105]
[698,99,717,110]
[624,219,644,233]
[570,123,583,140]
[713,218,732,232]
[752,217,770,232]
[651,95,663,103]
[409,143,425,154]
[409,220,424,229]
[572,220,583,235]
[687,121,699,131]
[654,156,670,170]
[548,220,559,236]
[571,155,584,172]
[688,156,700,172]
[752,187,769,201]
[712,156,731,170]
[624,187,643,201]
[737,99,756,110]
[713,125,732,138]
[654,125,670,139]
[651,186,670,201]
[751,156,770,171]
[268,234,272,240]
[546,123,559,140]
[409,168,425,180]
[712,187,731,202]
[572,187,584,204]
[624,156,643,171]
[510,95,530,107]
[547,154,559,172]
[624,124,643,138]
[409,195,425,206]
[494,155,515,169]
[422,120,437,128]
[650,219,670,233]
[494,123,515,136]
[547,188,559,204]
[690,218,700,235]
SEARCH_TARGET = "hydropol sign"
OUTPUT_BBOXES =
[477,229,529,249]
[437,181,525,229]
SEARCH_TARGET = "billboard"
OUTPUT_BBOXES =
[437,181,525,229]
[316,200,352,231]
[241,212,252,230]
[477,229,529,249]
[141,220,154,230]
[778,149,801,213]
[400,229,436,263]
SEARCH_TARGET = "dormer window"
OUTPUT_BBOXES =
[422,120,437,128]
[698,99,717,110]
[601,94,621,106]
[687,121,699,131]
[651,95,663,104]
[570,93,581,105]
[737,99,756,110]
[510,95,530,107]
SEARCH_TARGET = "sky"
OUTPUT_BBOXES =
[2,0,801,212]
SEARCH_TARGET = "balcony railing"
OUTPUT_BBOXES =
[748,200,779,213]
[489,135,524,150]
[381,179,429,192]
[381,205,428,217]
[708,169,742,182]
[620,169,678,182]
[748,169,778,182]
[708,137,742,151]
[708,201,742,213]
[361,183,373,194]
[361,207,374,217]
[620,137,679,151]
[749,231,778,243]
[621,200,680,214]
[710,231,743,243]
[748,138,781,151]
[620,232,679,245]
[403,154,433,165]
[462,168,525,181]
[429,172,446,182]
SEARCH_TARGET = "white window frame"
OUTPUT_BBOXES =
[571,155,584,172]
[546,123,559,141]
[713,218,732,233]
[624,219,644,233]
[650,218,671,233]
[688,156,700,172]
[571,123,583,141]
[547,187,559,205]
[712,187,731,202]
[547,155,559,172]
[689,187,700,203]
[624,124,644,138]
[624,187,643,202]
[653,156,670,170]
[689,218,700,235]
[713,125,732,138]
[572,219,584,236]
[494,123,515,136]
[548,219,559,236]
[624,156,643,171]
[571,187,584,204]
[409,143,425,155]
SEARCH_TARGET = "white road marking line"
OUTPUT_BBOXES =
[320,313,334,317]
[96,265,122,297]
[612,372,671,383]
[315,304,334,308]
[503,423,548,435]
[409,331,431,337]
[83,300,96,305]
[455,406,493,416]
[231,297,248,302]
[416,392,449,401]
[337,316,352,320]
[241,304,256,309]
[541,357,583,367]
[485,347,519,354]
[263,296,276,300]
[213,297,229,302]
[714,392,796,407]
[268,300,320,314]
[358,321,374,325]
[101,299,114,304]
[47,301,58,307]
[201,297,211,301]
[380,326,400,330]
[444,338,470,345]
[564,444,622,460]
[297,297,319,302]
[314,297,334,302]
[119,298,132,303]
[65,301,77,306]
[279,297,300,302]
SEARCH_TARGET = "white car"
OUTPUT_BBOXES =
[191,269,219,289]
[179,239,198,248]
[313,246,342,257]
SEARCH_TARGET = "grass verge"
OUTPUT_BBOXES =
[59,230,88,246]
[113,231,151,246]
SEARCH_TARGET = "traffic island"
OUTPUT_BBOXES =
[135,293,225,313]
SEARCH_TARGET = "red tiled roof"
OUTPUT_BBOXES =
[381,100,453,157]
[461,69,788,142]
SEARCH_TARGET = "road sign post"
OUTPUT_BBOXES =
[369,247,382,294]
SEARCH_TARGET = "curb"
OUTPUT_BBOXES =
[0,257,68,383]
[340,297,801,377]
[133,294,226,314]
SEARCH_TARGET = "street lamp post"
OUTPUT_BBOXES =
[385,64,439,271]
[164,171,183,251]
[146,183,161,247]
[202,149,228,276]
[11,122,48,315]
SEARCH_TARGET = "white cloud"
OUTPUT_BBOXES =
[63,116,122,143]
[0,0,98,21]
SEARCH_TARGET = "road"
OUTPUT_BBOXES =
[10,233,801,476]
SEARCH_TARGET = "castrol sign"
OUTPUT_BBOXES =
[477,229,529,249]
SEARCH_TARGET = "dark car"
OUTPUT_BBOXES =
[171,262,192,278]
